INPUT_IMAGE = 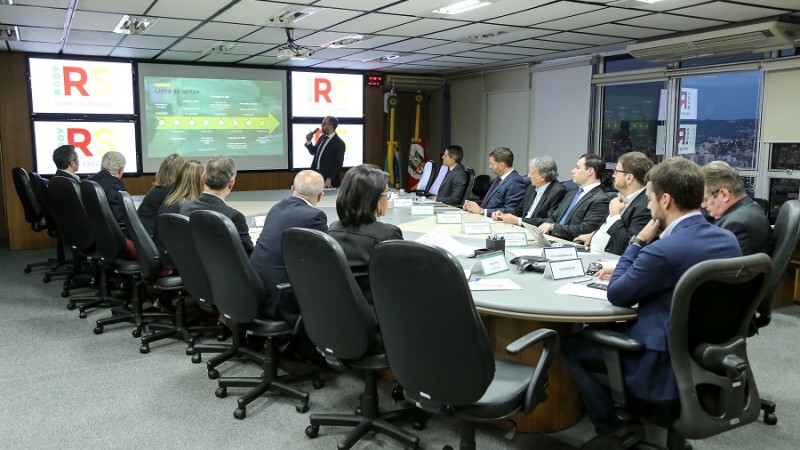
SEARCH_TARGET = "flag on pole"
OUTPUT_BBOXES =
[407,93,426,190]
[385,93,402,189]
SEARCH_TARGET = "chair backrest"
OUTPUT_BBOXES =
[669,253,771,439]
[159,213,214,304]
[752,197,769,218]
[80,180,127,261]
[29,173,57,236]
[462,167,476,205]
[413,160,435,194]
[370,240,495,408]
[190,210,263,324]
[121,192,160,277]
[471,174,490,200]
[757,199,800,325]
[47,176,94,252]
[11,167,43,228]
[425,164,449,196]
[282,228,379,360]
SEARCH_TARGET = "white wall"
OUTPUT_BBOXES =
[449,77,486,172]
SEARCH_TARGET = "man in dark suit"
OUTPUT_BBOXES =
[494,155,566,226]
[52,144,80,181]
[429,145,468,206]
[86,151,126,222]
[703,161,774,255]
[539,153,610,241]
[574,152,653,254]
[250,170,328,324]
[305,115,345,188]
[462,147,527,216]
[564,158,742,444]
[180,156,253,255]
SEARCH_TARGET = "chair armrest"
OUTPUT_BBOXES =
[504,329,560,415]
[583,327,643,352]
[276,282,291,292]
[352,271,369,280]
[506,328,558,355]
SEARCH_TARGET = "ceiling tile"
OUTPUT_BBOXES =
[417,42,490,55]
[273,58,321,67]
[285,8,365,30]
[510,39,588,51]
[156,50,203,61]
[144,18,202,37]
[170,38,218,52]
[196,52,249,63]
[431,55,498,65]
[339,50,393,61]
[17,26,63,43]
[8,41,63,53]
[13,0,69,7]
[70,10,125,31]
[580,23,670,39]
[671,1,790,22]
[78,0,153,15]
[619,13,726,31]
[425,23,519,41]
[62,44,114,56]
[378,38,447,52]
[473,28,555,45]
[539,7,650,31]
[733,0,800,10]
[485,45,554,56]
[380,18,467,37]
[119,34,180,50]
[539,31,629,46]
[344,35,407,49]
[457,50,530,60]
[427,0,554,22]
[213,1,293,25]
[310,59,365,69]
[305,47,364,59]
[489,1,604,27]
[340,61,395,71]
[237,55,281,66]
[328,13,417,34]
[66,30,124,46]
[240,27,312,44]
[0,5,68,28]
[315,0,397,11]
[148,0,236,20]
[187,22,260,41]
[110,47,161,58]
[224,41,272,55]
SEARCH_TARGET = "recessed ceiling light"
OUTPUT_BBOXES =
[322,34,364,48]
[432,0,491,15]
[636,0,664,4]
[0,25,19,41]
[113,15,153,35]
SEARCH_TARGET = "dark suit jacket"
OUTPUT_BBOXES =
[137,185,171,236]
[435,164,469,206]
[179,193,254,256]
[715,196,774,256]
[250,196,328,324]
[548,185,610,241]
[329,220,402,302]
[86,170,125,223]
[482,170,527,215]
[603,191,651,255]
[54,169,80,181]
[607,214,741,401]
[305,133,346,186]
[513,182,567,226]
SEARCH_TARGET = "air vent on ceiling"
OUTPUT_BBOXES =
[385,74,445,92]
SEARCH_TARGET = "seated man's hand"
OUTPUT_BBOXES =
[427,195,437,201]
[608,195,625,216]
[593,265,616,281]
[638,219,662,244]
[574,232,593,245]
[324,178,333,188]
[497,213,519,224]
[463,200,482,214]
[538,222,554,235]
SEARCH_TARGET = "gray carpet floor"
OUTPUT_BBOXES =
[1,242,797,449]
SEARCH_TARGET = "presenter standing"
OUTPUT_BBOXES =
[305,115,346,188]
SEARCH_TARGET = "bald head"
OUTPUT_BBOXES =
[292,170,324,205]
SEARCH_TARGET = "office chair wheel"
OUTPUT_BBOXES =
[215,387,227,398]
[412,420,426,431]
[312,378,324,389]
[93,326,103,335]
[24,267,32,274]
[764,412,777,425]
[392,385,405,402]
[208,368,220,380]
[185,346,195,356]
[43,275,51,283]
[67,303,76,310]
[191,353,202,364]
[443,445,454,450]
[296,402,309,413]
[61,291,69,298]
[140,344,150,354]
[132,328,142,338]
[79,311,87,319]
[354,406,363,415]
[187,338,195,347]
[234,408,246,420]
[305,425,319,438]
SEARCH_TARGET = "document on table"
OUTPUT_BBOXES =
[416,227,479,257]
[555,280,609,300]
[468,278,522,291]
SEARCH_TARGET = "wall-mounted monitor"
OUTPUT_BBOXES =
[138,63,288,173]
[291,122,363,170]
[29,58,135,115]
[291,71,363,119]
[33,120,139,175]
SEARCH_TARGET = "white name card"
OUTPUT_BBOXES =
[476,251,509,276]
[463,221,492,235]
[436,212,463,224]
[543,246,579,261]
[494,232,528,247]
[411,204,435,215]
[393,198,413,208]
[548,259,586,280]
[253,215,266,227]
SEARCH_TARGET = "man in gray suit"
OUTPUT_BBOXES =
[702,161,773,255]
[494,155,566,226]
[429,145,469,206]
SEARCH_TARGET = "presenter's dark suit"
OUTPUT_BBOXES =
[54,169,80,180]
[250,196,328,324]
[715,196,774,256]
[548,185,610,241]
[179,192,253,256]
[435,164,469,206]
[603,192,651,255]
[137,185,171,236]
[512,182,567,226]
[305,133,345,187]
[329,220,402,302]
[481,170,527,216]
[86,170,125,223]
[563,214,741,431]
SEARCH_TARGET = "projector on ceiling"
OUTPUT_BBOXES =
[277,46,314,59]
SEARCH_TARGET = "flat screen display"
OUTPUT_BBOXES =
[291,71,363,119]
[291,122,363,170]
[29,58,135,115]
[33,120,139,175]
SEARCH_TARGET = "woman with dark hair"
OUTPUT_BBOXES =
[329,164,402,300]
[138,153,184,236]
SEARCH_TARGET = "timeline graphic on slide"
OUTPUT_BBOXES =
[142,76,284,158]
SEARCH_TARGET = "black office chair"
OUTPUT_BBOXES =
[412,160,436,195]
[752,197,769,219]
[282,228,422,450]
[582,253,771,450]
[462,167,476,205]
[11,167,60,274]
[190,210,310,420]
[158,213,259,378]
[749,199,800,425]
[29,172,70,282]
[370,240,558,450]
[470,174,491,202]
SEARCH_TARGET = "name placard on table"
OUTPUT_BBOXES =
[411,204,435,215]
[436,212,463,224]
[393,198,414,208]
[493,231,528,247]
[463,221,492,235]
[547,259,586,280]
[543,246,579,261]
[475,250,509,276]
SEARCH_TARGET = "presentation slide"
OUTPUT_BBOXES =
[33,121,139,175]
[138,63,288,173]
[291,122,364,170]
[29,57,134,115]
[291,71,363,119]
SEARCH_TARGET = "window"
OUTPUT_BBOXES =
[604,55,664,73]
[768,178,799,224]
[770,143,800,170]
[600,82,666,164]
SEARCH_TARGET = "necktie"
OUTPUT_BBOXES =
[315,135,329,169]
[558,188,584,225]
[481,177,502,208]
[524,191,539,218]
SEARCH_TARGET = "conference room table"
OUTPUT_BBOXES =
[226,188,637,433]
